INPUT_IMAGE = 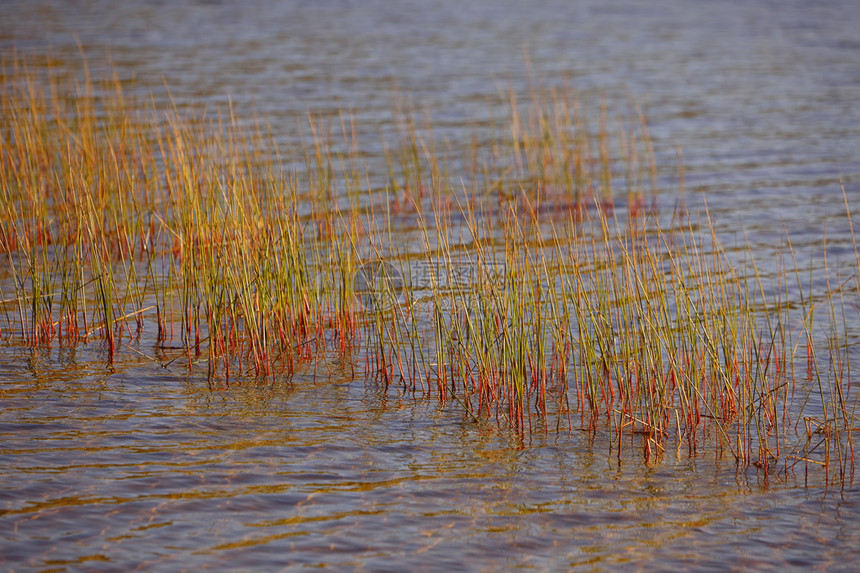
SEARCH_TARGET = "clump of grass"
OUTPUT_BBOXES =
[0,52,856,486]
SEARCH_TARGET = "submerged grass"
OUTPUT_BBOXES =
[1,53,857,486]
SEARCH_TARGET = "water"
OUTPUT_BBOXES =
[3,0,860,569]
[4,347,859,571]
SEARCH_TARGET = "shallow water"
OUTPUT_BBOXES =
[3,0,860,570]
[3,344,859,571]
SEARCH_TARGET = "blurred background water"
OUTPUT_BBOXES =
[2,0,860,570]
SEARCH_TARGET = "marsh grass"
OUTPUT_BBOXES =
[1,53,857,485]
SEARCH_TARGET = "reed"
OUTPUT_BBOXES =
[0,52,856,485]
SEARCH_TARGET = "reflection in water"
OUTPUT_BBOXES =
[2,0,860,570]
[1,344,857,570]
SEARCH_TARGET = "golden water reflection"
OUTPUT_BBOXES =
[2,343,856,570]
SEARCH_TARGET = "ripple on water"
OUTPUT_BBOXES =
[3,0,860,569]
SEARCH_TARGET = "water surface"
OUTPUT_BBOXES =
[2,0,860,570]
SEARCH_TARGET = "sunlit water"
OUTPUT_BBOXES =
[2,0,860,570]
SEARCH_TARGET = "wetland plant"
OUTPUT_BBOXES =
[0,53,856,485]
